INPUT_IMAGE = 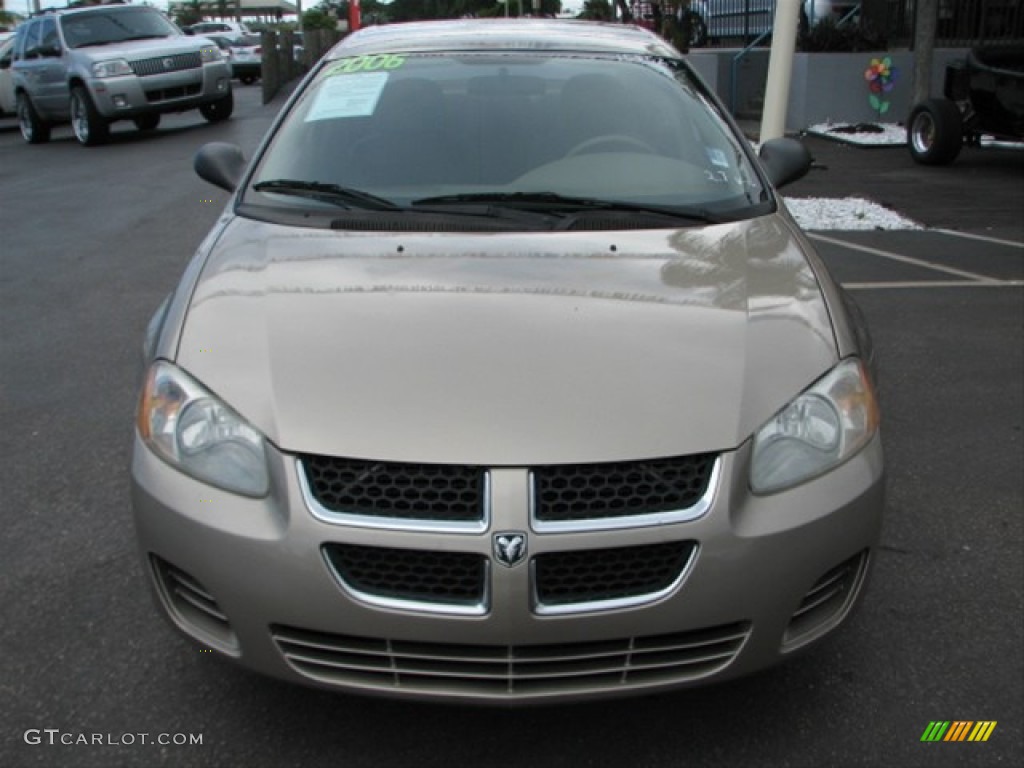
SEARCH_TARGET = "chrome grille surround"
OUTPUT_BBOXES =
[532,541,699,615]
[298,457,490,534]
[129,52,202,77]
[322,543,490,616]
[271,621,751,699]
[298,453,718,614]
[531,456,720,533]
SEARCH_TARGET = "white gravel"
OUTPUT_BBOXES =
[782,125,923,228]
[783,196,923,230]
[806,122,907,146]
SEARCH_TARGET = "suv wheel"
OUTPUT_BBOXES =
[17,93,51,144]
[199,91,233,123]
[70,86,110,146]
[908,98,963,165]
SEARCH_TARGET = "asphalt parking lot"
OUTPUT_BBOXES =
[0,84,1021,768]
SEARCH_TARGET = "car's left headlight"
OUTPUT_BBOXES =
[200,45,224,63]
[751,357,879,494]
[137,361,269,497]
[92,59,133,78]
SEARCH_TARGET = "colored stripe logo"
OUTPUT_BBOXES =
[921,721,997,742]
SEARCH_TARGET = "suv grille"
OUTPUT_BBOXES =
[130,52,202,77]
[271,622,751,698]
[535,541,697,607]
[323,543,486,607]
[533,454,716,522]
[302,456,485,522]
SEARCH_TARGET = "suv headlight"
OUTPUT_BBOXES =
[751,358,879,494]
[137,361,269,497]
[92,59,133,78]
[200,45,224,63]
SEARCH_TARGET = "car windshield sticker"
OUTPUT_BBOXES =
[323,54,407,77]
[705,147,730,168]
[305,71,389,122]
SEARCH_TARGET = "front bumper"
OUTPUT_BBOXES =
[88,61,231,118]
[131,434,885,704]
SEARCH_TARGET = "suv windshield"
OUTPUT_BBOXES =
[60,7,178,49]
[247,52,767,223]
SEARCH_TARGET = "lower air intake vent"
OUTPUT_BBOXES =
[271,622,751,699]
[150,556,237,652]
[783,550,870,649]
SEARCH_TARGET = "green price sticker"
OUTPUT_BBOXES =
[325,54,406,77]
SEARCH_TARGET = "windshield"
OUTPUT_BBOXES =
[247,52,767,224]
[61,8,179,49]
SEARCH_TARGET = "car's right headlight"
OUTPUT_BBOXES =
[137,361,269,497]
[750,357,879,494]
[92,58,133,78]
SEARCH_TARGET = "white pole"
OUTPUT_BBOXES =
[759,0,801,142]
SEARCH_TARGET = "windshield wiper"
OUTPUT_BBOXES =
[252,180,400,211]
[412,192,726,224]
[123,34,170,41]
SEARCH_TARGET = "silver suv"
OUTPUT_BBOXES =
[12,2,233,146]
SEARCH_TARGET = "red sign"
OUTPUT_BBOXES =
[349,0,362,32]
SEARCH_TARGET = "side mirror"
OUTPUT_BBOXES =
[194,142,246,192]
[758,137,812,189]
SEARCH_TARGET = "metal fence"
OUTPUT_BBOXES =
[891,0,1024,47]
[645,0,1024,48]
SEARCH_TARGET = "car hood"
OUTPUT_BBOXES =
[175,215,837,465]
[80,36,209,60]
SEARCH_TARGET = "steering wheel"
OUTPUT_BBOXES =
[566,134,658,157]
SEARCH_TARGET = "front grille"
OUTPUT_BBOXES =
[533,454,716,522]
[151,556,237,649]
[784,551,869,647]
[145,84,201,103]
[271,622,750,698]
[535,541,697,607]
[302,456,485,523]
[130,52,202,77]
[323,543,486,608]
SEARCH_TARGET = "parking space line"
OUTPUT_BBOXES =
[933,229,1024,249]
[843,280,1024,290]
[808,233,1000,283]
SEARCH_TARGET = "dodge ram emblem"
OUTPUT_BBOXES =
[493,532,527,568]
[163,58,174,70]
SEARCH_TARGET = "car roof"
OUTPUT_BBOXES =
[326,19,680,61]
[32,2,148,17]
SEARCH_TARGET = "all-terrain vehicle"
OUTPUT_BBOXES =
[908,45,1024,165]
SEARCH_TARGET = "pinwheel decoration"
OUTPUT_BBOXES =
[865,57,898,116]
